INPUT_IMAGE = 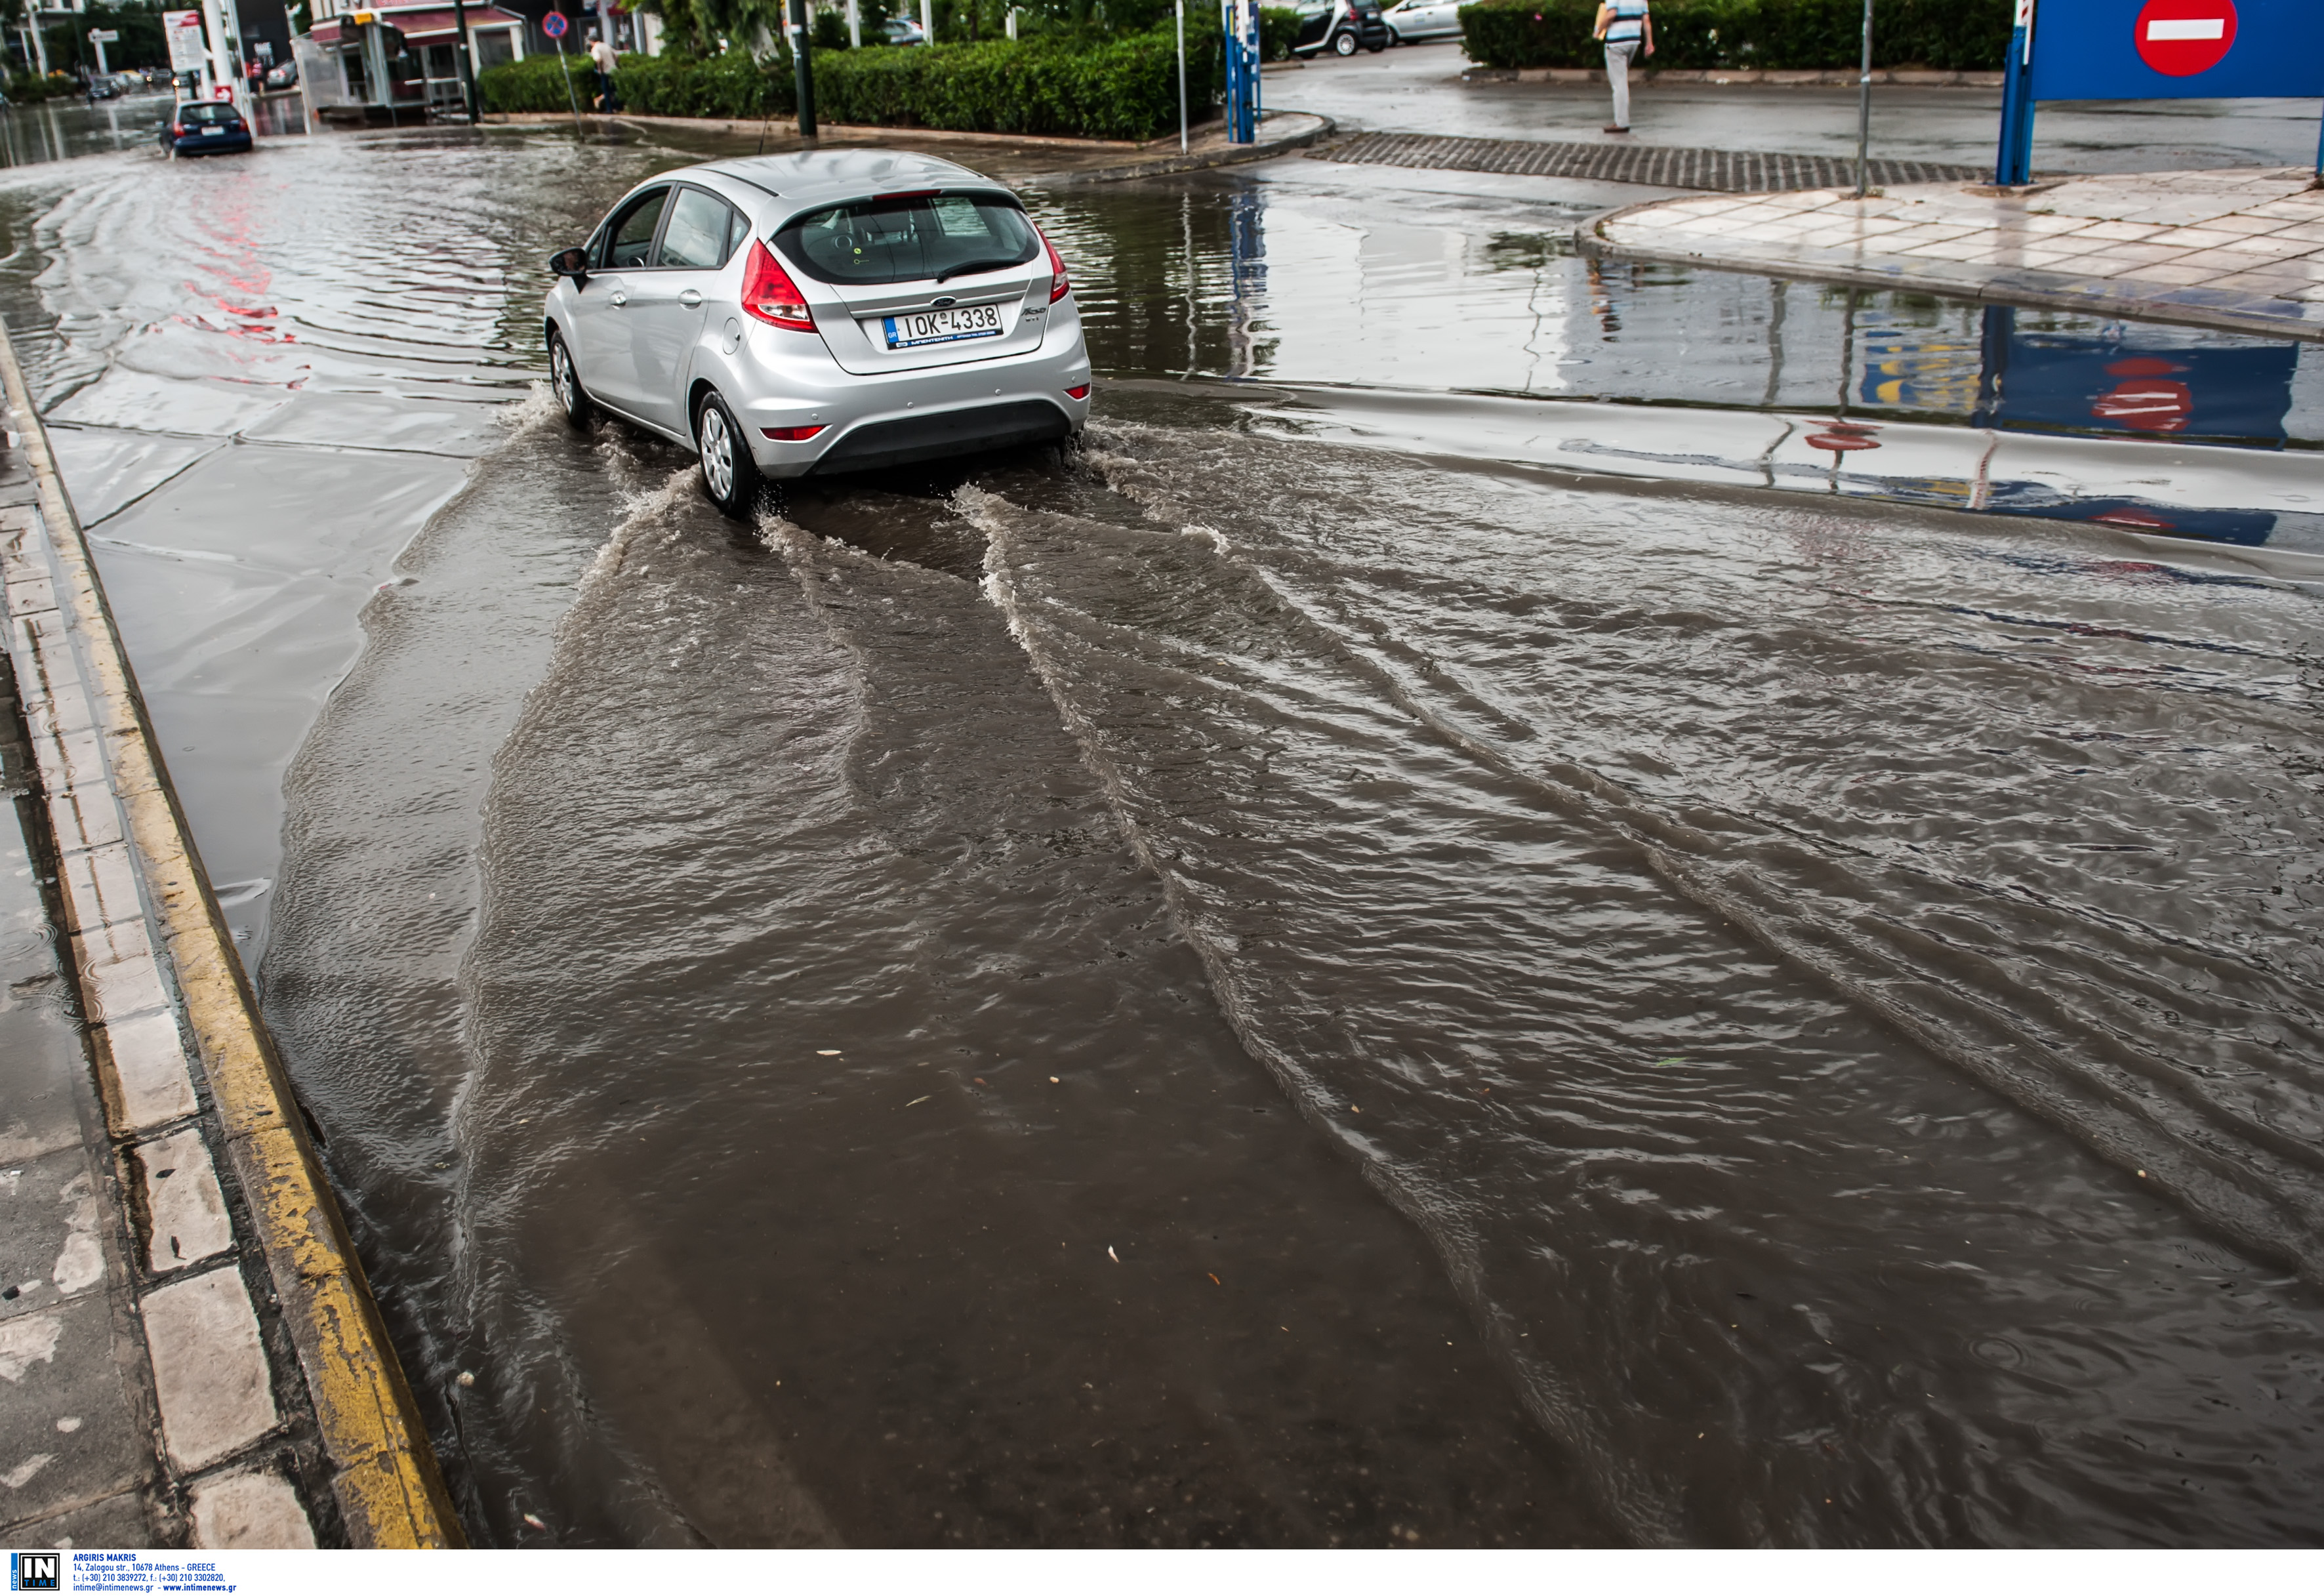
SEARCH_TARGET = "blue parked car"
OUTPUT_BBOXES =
[159,101,252,157]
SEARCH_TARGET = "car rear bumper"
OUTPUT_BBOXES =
[725,314,1093,478]
[169,133,253,154]
[807,399,1075,476]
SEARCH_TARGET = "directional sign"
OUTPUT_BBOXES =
[89,27,118,41]
[2028,0,2323,100]
[542,10,569,37]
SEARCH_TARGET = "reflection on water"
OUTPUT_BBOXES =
[1043,173,2320,549]
[0,131,2319,1548]
[0,92,185,169]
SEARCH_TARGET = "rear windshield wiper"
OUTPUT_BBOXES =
[935,256,1028,283]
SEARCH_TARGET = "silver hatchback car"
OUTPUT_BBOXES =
[542,150,1094,518]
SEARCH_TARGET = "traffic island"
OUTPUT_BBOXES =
[1579,167,2324,342]
[0,323,459,1550]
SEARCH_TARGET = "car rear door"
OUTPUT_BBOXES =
[776,192,1051,379]
[624,185,747,436]
[569,185,669,420]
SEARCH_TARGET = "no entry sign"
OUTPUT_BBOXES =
[2132,0,2235,76]
[2028,0,2323,100]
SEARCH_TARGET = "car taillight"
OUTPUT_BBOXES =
[741,240,814,332]
[1065,384,1090,399]
[1041,230,1070,304]
[761,424,827,441]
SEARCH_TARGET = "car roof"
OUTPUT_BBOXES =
[683,150,1009,217]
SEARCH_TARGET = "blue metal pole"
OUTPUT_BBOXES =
[1994,0,2035,186]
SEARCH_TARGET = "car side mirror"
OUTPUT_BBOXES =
[550,247,590,285]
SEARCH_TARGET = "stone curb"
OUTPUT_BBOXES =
[1574,199,2324,345]
[474,106,1334,185]
[1025,112,1334,186]
[0,323,462,1548]
[481,109,1145,150]
[1463,66,2005,86]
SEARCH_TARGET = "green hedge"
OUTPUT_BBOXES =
[816,28,1219,138]
[481,28,1219,140]
[1458,0,2010,72]
[1260,5,1300,60]
[5,72,80,104]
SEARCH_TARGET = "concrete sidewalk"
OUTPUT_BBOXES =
[0,327,458,1550]
[1583,167,2324,342]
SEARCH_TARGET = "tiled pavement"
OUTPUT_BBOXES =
[1584,167,2324,342]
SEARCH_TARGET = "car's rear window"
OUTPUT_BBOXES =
[176,103,242,125]
[775,193,1039,287]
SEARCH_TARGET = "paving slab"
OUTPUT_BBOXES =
[0,1294,148,1530]
[1583,166,2324,341]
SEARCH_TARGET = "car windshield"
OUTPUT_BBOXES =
[775,193,1039,287]
[176,103,241,125]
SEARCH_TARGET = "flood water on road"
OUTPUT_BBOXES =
[2,123,2320,1547]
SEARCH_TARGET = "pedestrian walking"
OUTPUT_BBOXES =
[588,33,619,112]
[1593,0,1651,134]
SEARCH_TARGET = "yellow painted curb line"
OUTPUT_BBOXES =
[0,324,462,1548]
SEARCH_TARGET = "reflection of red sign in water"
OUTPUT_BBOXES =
[2134,0,2237,75]
[1806,420,1882,452]
[2090,508,2178,531]
[2090,356,2193,431]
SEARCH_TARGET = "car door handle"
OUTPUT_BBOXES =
[679,289,703,309]
[609,289,628,308]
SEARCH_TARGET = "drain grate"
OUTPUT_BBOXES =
[1309,131,1985,194]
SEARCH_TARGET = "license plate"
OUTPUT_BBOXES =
[203,126,224,135]
[880,304,1002,349]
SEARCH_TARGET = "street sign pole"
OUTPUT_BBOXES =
[543,10,585,133]
[1171,0,1190,154]
[453,0,479,121]
[1993,0,2035,186]
[1853,0,1873,197]
[789,0,815,138]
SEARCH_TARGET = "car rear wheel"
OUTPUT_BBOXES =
[547,329,592,428]
[695,391,764,522]
[1332,28,1358,54]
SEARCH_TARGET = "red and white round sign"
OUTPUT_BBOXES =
[2134,0,2237,76]
[2090,357,2192,433]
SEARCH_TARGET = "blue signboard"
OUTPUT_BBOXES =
[2028,0,2324,101]
[1998,0,2324,182]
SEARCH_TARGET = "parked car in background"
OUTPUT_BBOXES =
[882,16,926,43]
[1382,0,1461,43]
[541,151,1091,518]
[264,58,298,88]
[1292,0,1388,56]
[85,75,119,99]
[158,100,253,156]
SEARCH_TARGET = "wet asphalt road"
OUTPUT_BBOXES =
[0,102,2321,1545]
